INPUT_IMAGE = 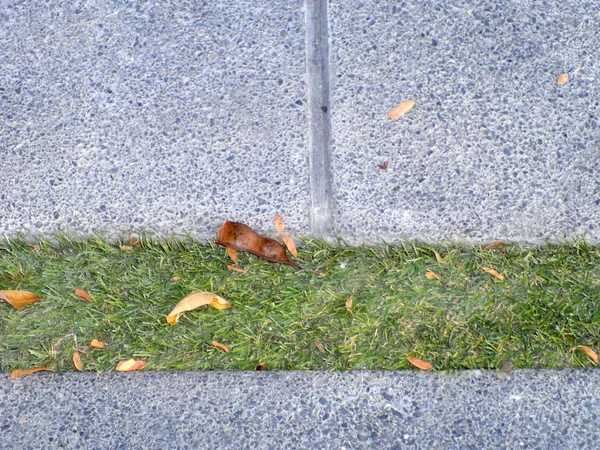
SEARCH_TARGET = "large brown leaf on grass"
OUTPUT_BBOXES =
[216,221,322,275]
[166,291,231,325]
[0,290,41,309]
[10,367,55,379]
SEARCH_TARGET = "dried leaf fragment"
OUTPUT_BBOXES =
[73,351,84,371]
[166,291,231,325]
[572,345,598,363]
[484,242,505,250]
[227,265,246,273]
[211,341,230,353]
[119,244,133,252]
[482,267,505,281]
[255,364,267,371]
[10,367,55,379]
[346,296,354,316]
[116,359,147,372]
[0,290,41,309]
[378,162,388,170]
[128,238,141,246]
[388,100,415,120]
[89,339,105,349]
[496,359,515,380]
[406,355,432,370]
[74,289,92,302]
[274,214,285,234]
[171,275,181,281]
[557,73,568,85]
[227,247,239,266]
[315,341,325,354]
[281,234,298,257]
[425,271,442,280]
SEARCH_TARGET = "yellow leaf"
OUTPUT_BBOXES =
[10,367,55,379]
[89,339,105,349]
[274,214,285,234]
[388,100,415,120]
[572,345,598,363]
[211,341,230,353]
[227,247,238,265]
[116,359,147,372]
[119,244,133,252]
[406,355,432,370]
[227,265,246,273]
[425,271,442,280]
[166,291,231,325]
[557,73,568,85]
[0,290,41,309]
[73,351,84,371]
[484,242,505,250]
[482,267,504,281]
[74,289,92,302]
[281,234,298,257]
[346,296,354,316]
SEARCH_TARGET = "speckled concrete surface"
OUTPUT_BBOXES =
[1,0,309,239]
[1,370,599,449]
[329,0,600,244]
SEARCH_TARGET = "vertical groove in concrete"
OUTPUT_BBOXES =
[305,0,333,238]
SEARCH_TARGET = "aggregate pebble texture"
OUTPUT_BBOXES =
[329,0,600,244]
[0,0,309,239]
[1,370,599,449]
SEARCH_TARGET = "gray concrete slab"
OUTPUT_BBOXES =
[1,370,599,449]
[1,0,309,239]
[329,0,600,244]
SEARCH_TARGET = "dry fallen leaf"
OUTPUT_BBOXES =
[346,296,354,316]
[255,364,267,371]
[128,238,141,246]
[89,339,105,349]
[406,355,432,370]
[425,271,442,280]
[227,247,239,265]
[484,242,505,250]
[388,100,415,120]
[557,73,568,85]
[166,291,231,325]
[0,290,41,309]
[10,367,55,379]
[73,351,83,371]
[378,162,388,170]
[119,244,133,252]
[227,265,246,273]
[315,341,325,354]
[74,289,92,302]
[211,341,230,353]
[432,249,444,264]
[274,214,285,234]
[496,359,515,380]
[281,234,298,257]
[572,345,598,363]
[171,275,181,281]
[116,359,147,372]
[482,267,505,281]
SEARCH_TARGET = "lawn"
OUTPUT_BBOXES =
[1,236,599,372]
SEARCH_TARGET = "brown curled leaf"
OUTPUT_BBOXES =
[211,341,230,353]
[378,162,388,170]
[116,359,147,372]
[571,345,598,363]
[10,367,55,379]
[0,290,41,309]
[406,356,432,370]
[74,289,92,302]
[216,221,320,275]
[166,291,231,325]
[73,351,84,371]
[274,214,285,234]
[281,234,298,257]
[482,267,505,281]
[388,100,415,120]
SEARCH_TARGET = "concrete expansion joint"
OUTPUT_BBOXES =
[305,0,333,239]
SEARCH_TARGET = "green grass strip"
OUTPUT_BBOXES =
[1,236,599,372]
